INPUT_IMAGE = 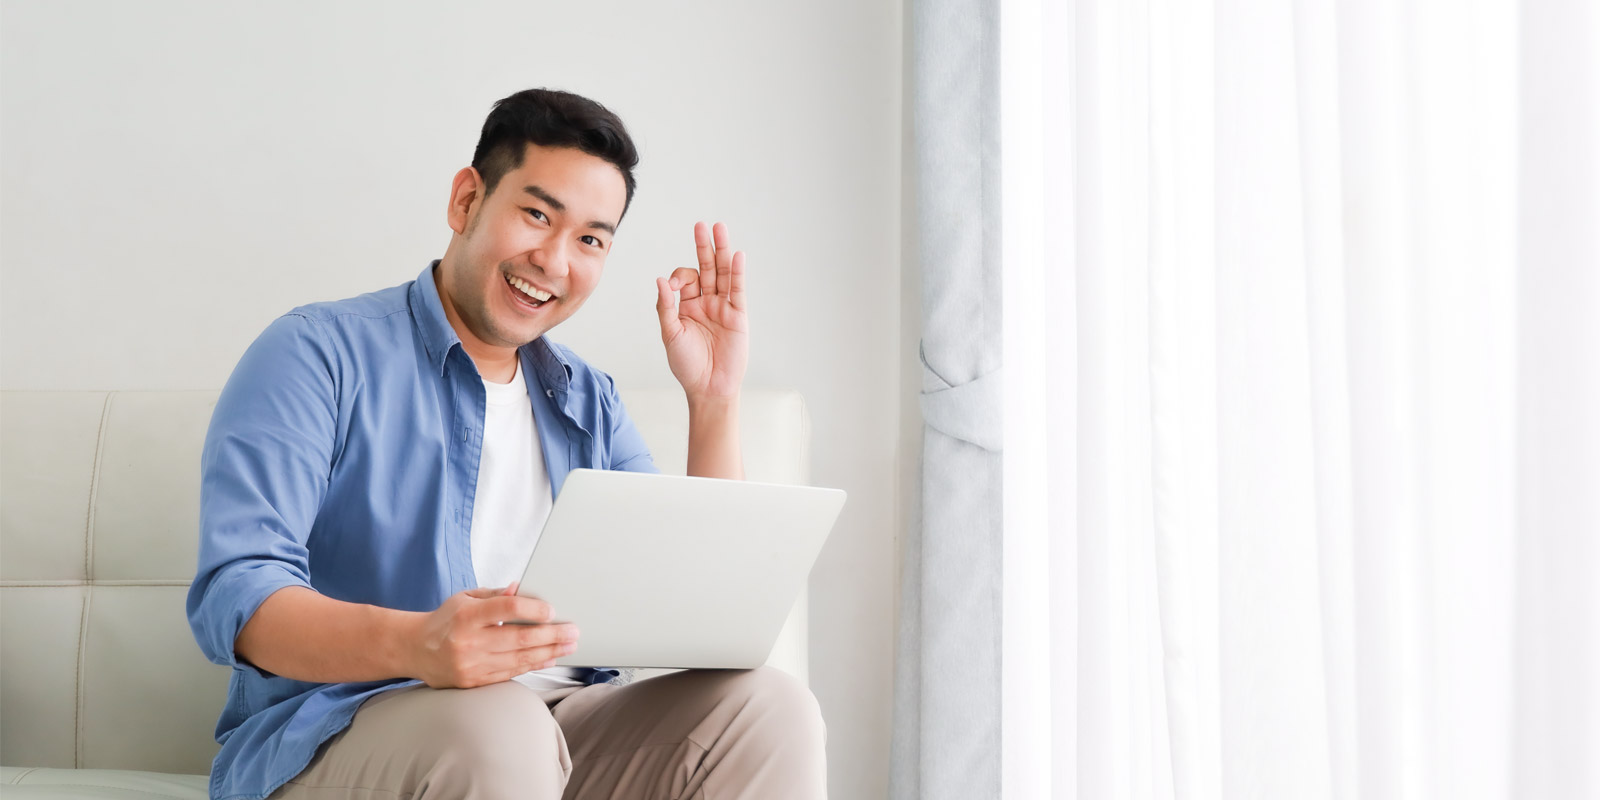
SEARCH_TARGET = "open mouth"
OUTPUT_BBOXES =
[504,273,554,312]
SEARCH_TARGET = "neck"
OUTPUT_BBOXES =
[432,259,520,383]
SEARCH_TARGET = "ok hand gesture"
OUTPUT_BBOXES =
[655,221,749,401]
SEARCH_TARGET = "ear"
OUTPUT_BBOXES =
[447,166,485,236]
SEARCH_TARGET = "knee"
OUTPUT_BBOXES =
[734,666,827,749]
[413,682,569,790]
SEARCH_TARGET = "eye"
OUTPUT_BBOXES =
[524,208,548,223]
[581,235,602,247]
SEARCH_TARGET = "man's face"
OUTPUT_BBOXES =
[441,142,627,350]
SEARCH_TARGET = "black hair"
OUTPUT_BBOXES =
[471,88,639,223]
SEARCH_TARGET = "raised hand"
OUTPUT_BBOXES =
[654,221,749,401]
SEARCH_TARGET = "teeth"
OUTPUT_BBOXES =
[506,274,553,303]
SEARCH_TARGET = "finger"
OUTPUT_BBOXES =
[486,621,578,655]
[713,222,732,298]
[516,639,576,673]
[481,642,572,684]
[669,266,702,301]
[502,581,519,596]
[463,586,508,599]
[657,277,684,340]
[730,250,746,310]
[476,594,554,626]
[695,221,717,299]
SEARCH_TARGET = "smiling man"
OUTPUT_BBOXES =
[186,88,825,800]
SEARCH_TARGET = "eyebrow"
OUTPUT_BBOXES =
[522,185,617,235]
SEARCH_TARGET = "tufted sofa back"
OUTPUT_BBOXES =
[0,388,813,773]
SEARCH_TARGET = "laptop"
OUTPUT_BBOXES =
[511,468,847,670]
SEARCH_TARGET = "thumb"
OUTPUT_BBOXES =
[463,585,510,599]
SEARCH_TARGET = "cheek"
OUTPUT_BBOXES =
[577,266,605,296]
[567,253,601,282]
[475,214,525,248]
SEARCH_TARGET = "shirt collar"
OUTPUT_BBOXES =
[522,334,574,395]
[409,260,458,375]
[410,259,573,392]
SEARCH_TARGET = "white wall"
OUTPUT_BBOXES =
[0,1,903,796]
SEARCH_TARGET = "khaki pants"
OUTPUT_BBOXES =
[266,666,827,800]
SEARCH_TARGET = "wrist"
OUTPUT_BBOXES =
[378,606,425,681]
[687,393,740,416]
[685,393,744,480]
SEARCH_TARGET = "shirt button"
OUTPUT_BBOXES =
[546,389,555,398]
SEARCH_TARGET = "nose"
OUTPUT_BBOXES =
[532,235,570,280]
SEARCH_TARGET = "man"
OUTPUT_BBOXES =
[186,88,826,800]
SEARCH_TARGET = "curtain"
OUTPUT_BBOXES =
[893,0,1005,798]
[897,0,1599,798]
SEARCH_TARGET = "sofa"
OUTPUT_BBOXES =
[0,387,814,797]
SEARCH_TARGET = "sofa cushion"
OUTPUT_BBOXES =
[0,767,206,799]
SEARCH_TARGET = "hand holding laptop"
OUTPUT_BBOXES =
[405,468,845,682]
[407,581,580,689]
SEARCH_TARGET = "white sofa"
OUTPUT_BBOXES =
[0,387,814,797]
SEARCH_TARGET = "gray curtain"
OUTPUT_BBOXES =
[891,0,1003,797]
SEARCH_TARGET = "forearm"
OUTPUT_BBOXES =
[686,394,744,480]
[234,585,423,683]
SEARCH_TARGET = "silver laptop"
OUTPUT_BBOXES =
[512,468,847,669]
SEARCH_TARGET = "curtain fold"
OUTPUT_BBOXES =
[893,0,1004,797]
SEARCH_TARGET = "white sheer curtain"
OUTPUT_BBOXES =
[1000,0,1599,798]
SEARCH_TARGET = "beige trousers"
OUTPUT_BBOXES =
[266,666,827,800]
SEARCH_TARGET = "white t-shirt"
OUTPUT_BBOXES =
[470,357,587,691]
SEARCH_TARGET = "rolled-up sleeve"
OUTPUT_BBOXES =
[601,372,659,474]
[187,312,337,676]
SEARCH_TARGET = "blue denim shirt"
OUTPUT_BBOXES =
[186,260,658,800]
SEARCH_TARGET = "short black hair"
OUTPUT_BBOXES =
[471,88,639,223]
